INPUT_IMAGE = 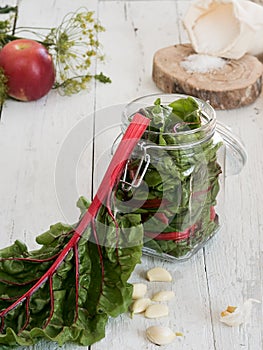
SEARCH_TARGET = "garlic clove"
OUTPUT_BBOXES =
[131,298,152,314]
[219,298,261,327]
[144,303,169,319]
[132,283,147,300]
[146,325,176,345]
[152,290,175,302]
[146,267,172,282]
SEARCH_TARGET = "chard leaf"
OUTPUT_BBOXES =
[154,97,161,106]
[0,112,149,348]
[140,104,172,133]
[168,96,200,120]
[0,198,143,348]
[139,97,202,135]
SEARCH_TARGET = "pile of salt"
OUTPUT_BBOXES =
[180,54,226,73]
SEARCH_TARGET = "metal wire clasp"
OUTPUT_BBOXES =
[120,141,151,191]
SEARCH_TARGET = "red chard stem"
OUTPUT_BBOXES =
[0,113,149,336]
[74,243,79,323]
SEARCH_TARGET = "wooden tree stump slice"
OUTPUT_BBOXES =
[152,44,263,110]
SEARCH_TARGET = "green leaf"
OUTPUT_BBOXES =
[0,199,143,347]
[168,96,200,119]
[0,6,17,14]
[94,72,112,84]
[154,97,161,105]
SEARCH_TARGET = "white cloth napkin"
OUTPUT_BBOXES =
[183,0,263,59]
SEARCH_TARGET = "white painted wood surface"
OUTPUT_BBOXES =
[0,1,262,350]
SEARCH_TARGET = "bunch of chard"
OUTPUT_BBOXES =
[0,114,149,348]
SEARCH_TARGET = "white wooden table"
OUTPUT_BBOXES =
[0,0,262,349]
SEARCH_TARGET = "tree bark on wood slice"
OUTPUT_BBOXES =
[152,44,263,110]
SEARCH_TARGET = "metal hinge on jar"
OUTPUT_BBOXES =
[120,141,151,191]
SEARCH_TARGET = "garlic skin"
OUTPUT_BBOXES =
[144,303,169,319]
[152,290,175,302]
[130,298,152,314]
[146,267,172,282]
[132,283,147,300]
[146,325,176,345]
[219,298,261,327]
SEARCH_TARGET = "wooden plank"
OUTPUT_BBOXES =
[95,0,180,110]
[0,0,98,247]
[95,0,192,111]
[203,101,263,349]
[0,0,98,349]
[92,2,215,349]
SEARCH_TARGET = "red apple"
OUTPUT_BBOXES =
[0,38,55,101]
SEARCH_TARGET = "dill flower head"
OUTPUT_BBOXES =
[0,6,16,48]
[0,67,8,104]
[44,8,109,95]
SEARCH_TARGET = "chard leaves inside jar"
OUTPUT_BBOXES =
[140,96,202,135]
[116,96,223,260]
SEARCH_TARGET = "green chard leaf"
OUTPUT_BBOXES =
[168,96,200,119]
[0,102,149,348]
[0,198,143,348]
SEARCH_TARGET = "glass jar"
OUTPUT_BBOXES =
[113,93,246,262]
